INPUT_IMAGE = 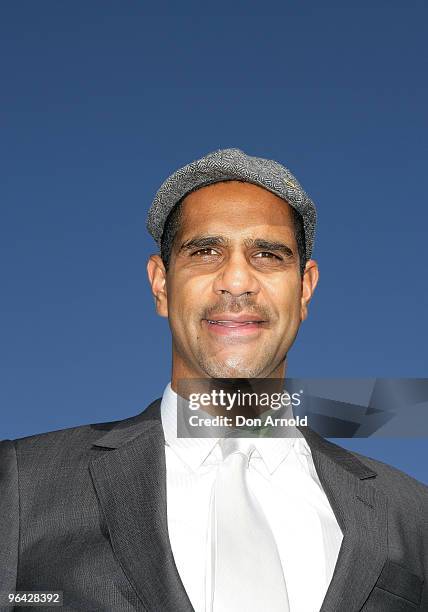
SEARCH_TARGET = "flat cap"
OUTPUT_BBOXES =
[146,147,317,260]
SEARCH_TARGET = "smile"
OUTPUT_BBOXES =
[206,320,264,327]
[202,318,267,337]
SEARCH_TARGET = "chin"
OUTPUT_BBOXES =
[201,357,266,379]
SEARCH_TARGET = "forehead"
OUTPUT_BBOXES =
[178,181,295,238]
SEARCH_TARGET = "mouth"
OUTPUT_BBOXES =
[202,315,268,337]
[205,319,265,328]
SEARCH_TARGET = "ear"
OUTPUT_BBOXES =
[300,259,319,321]
[146,254,169,318]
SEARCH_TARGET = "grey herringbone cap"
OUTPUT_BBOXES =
[146,148,317,260]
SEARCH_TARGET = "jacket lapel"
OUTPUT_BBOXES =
[89,399,194,612]
[298,426,388,612]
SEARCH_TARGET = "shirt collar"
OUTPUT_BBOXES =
[160,382,309,475]
[161,383,220,471]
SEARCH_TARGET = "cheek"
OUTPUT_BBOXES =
[167,275,209,324]
[265,277,302,317]
[279,304,301,336]
[180,273,213,302]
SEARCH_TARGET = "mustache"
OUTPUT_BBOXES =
[201,297,272,321]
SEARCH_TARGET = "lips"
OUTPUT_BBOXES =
[206,320,264,328]
[202,313,267,336]
[204,313,266,325]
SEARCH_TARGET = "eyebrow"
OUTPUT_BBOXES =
[179,235,295,257]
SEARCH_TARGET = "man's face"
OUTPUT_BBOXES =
[147,181,318,384]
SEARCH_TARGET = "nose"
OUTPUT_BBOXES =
[213,251,260,297]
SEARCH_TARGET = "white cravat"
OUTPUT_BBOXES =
[212,437,290,612]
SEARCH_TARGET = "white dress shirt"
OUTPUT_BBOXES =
[160,383,343,612]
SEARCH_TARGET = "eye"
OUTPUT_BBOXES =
[254,251,283,260]
[191,248,220,257]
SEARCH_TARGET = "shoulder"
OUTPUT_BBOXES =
[0,403,162,511]
[0,405,153,465]
[301,429,428,502]
[346,447,428,513]
[352,448,428,490]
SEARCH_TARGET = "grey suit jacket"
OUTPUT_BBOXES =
[0,398,427,611]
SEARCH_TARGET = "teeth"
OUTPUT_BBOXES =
[207,320,260,325]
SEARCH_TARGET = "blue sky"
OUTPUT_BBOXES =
[1,1,427,482]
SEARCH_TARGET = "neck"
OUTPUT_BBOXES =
[170,359,288,420]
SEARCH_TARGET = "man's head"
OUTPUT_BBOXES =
[147,179,319,385]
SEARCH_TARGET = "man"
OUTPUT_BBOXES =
[1,148,427,612]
